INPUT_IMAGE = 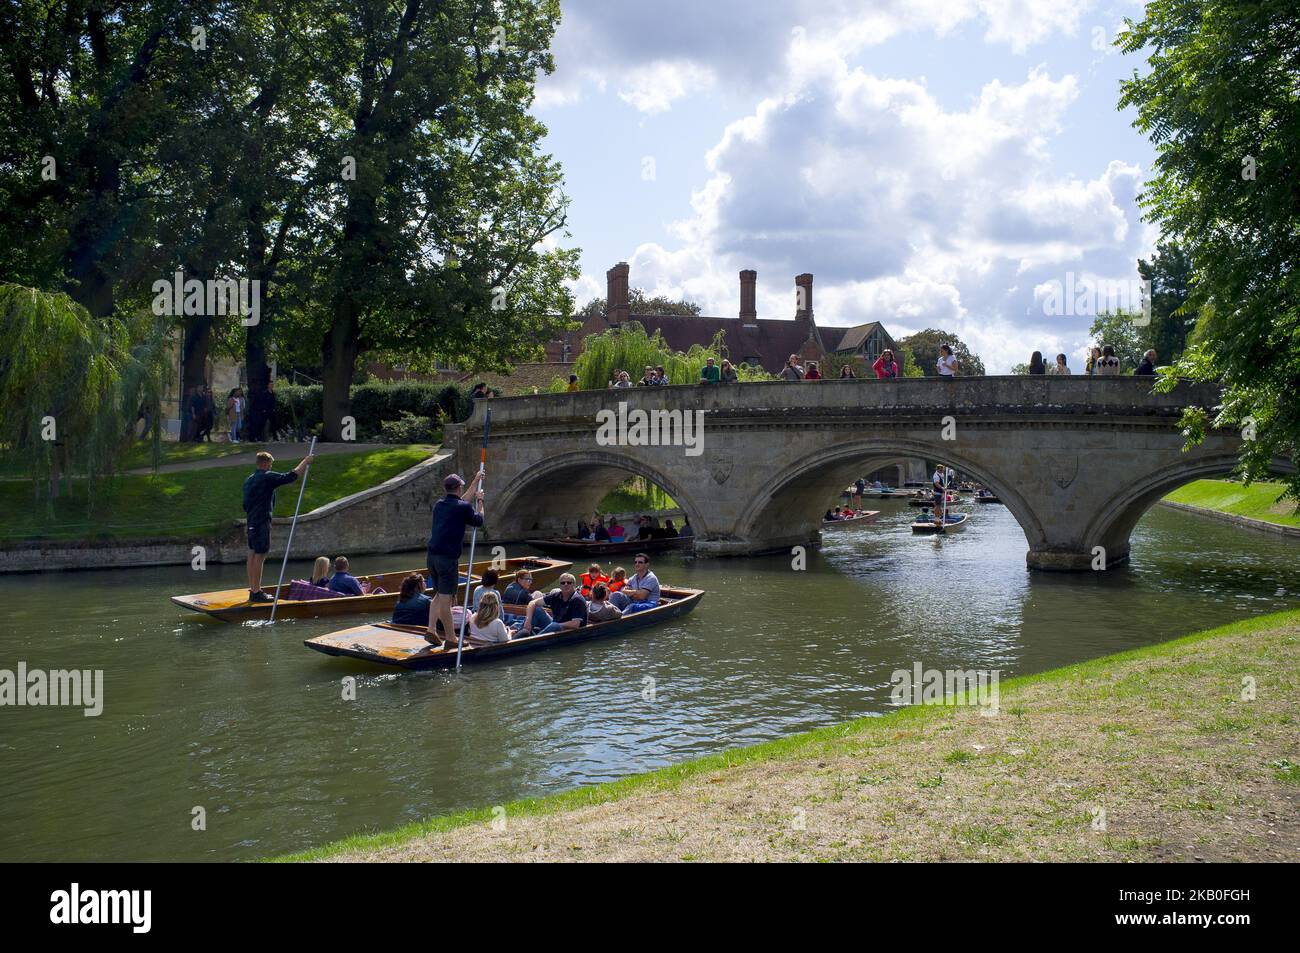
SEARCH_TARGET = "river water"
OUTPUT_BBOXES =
[1,500,1295,861]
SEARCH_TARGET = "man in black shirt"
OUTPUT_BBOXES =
[243,450,314,602]
[1136,349,1157,376]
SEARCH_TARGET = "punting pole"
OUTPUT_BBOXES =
[269,435,317,624]
[455,407,491,671]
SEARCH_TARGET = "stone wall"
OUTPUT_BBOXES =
[1,450,457,574]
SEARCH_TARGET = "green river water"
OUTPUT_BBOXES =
[0,500,1296,861]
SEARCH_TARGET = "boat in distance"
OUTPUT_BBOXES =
[303,586,705,670]
[822,511,880,531]
[524,535,693,557]
[170,556,570,622]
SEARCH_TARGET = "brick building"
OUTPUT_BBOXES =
[547,262,900,375]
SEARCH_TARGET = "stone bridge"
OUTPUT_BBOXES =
[444,377,1293,571]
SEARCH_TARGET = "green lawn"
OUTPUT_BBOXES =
[0,445,436,542]
[1165,479,1300,528]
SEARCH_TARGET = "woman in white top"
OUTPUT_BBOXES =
[466,590,513,645]
[1047,353,1071,375]
[936,345,959,376]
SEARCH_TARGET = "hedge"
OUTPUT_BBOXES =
[272,381,484,441]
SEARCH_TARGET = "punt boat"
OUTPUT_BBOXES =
[303,586,705,670]
[525,535,693,557]
[170,556,571,622]
[822,511,880,531]
[911,513,970,534]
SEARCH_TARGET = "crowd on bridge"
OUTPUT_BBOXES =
[1019,345,1160,376]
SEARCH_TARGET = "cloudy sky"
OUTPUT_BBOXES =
[531,0,1159,373]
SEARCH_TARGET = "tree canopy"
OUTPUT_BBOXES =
[898,329,986,376]
[577,288,703,318]
[1118,0,1300,502]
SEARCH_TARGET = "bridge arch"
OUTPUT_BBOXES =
[735,438,1048,552]
[1087,453,1298,565]
[489,448,709,541]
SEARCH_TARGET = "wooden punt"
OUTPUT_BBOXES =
[908,496,960,507]
[303,586,705,670]
[821,511,880,531]
[525,535,693,557]
[975,494,1003,504]
[170,556,571,622]
[911,513,970,534]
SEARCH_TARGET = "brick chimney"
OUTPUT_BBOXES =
[739,269,757,326]
[607,261,630,325]
[795,273,813,321]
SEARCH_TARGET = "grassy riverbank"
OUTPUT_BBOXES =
[1165,479,1300,528]
[280,608,1300,862]
[0,444,437,542]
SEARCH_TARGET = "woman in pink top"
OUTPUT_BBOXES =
[873,349,900,379]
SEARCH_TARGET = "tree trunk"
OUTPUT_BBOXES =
[320,306,360,441]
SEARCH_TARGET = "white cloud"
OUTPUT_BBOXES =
[616,62,717,114]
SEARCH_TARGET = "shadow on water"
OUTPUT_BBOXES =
[0,500,1296,861]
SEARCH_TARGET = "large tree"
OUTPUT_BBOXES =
[1118,0,1300,501]
[310,0,578,440]
[1137,241,1196,365]
[898,329,986,376]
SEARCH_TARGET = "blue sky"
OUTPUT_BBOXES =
[532,0,1158,372]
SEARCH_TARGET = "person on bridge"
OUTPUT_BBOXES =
[1049,353,1071,375]
[242,449,315,603]
[936,346,960,376]
[567,374,579,392]
[1136,349,1157,375]
[1085,346,1102,375]
[720,359,739,384]
[1094,345,1121,375]
[700,357,721,384]
[1028,352,1046,375]
[873,349,900,379]
[804,361,822,380]
[425,471,484,647]
[840,364,858,379]
[781,355,804,380]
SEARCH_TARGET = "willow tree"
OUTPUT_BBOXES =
[554,322,773,390]
[0,285,168,506]
[1118,0,1300,502]
[307,0,579,440]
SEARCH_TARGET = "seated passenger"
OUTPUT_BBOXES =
[664,518,678,536]
[391,573,432,626]
[328,556,365,596]
[519,574,587,635]
[592,516,611,542]
[608,518,625,542]
[580,562,609,599]
[311,556,332,588]
[472,568,500,611]
[824,509,835,521]
[609,553,660,614]
[608,567,628,592]
[586,583,623,623]
[502,568,535,606]
[465,590,514,645]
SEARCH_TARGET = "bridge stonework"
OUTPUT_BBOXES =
[445,378,1288,571]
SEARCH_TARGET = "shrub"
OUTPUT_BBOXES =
[272,381,482,440]
[379,412,442,445]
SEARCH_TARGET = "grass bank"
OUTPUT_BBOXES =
[1164,479,1300,529]
[278,608,1300,862]
[0,445,437,542]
